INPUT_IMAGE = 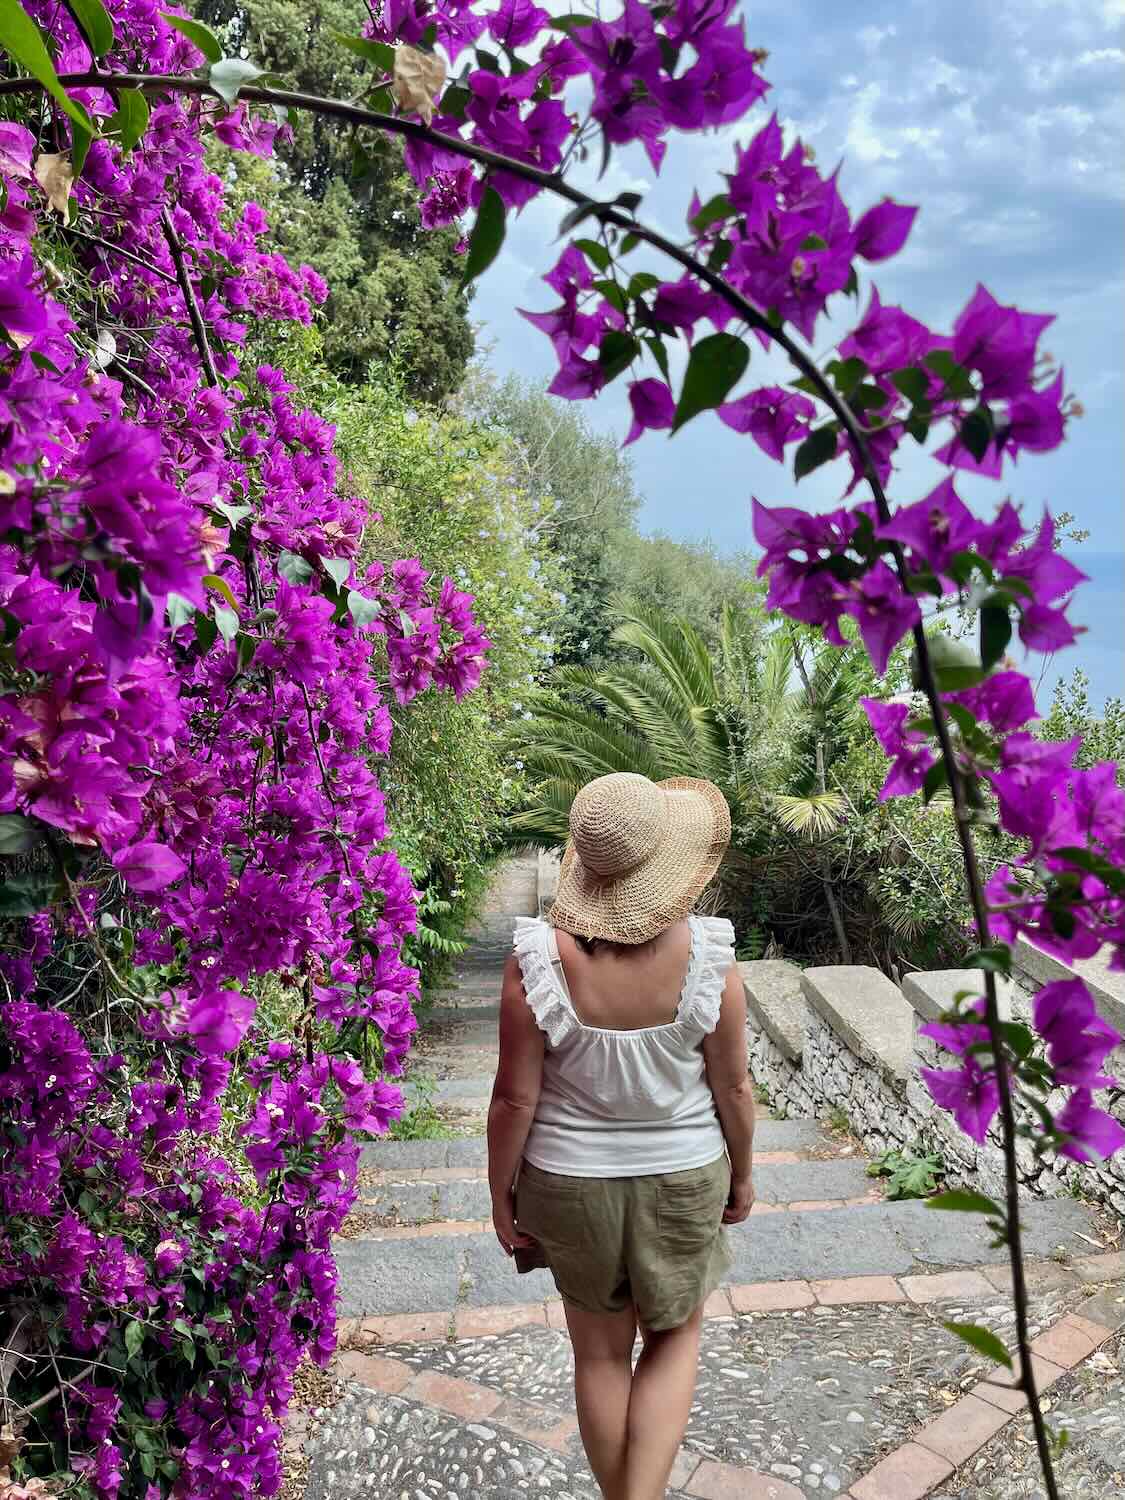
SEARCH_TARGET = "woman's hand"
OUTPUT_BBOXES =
[492,1190,539,1257]
[723,1170,755,1224]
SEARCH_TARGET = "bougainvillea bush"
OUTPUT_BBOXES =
[2,0,1124,1494]
[0,4,491,1495]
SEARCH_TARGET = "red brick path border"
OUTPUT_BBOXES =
[329,1258,1125,1500]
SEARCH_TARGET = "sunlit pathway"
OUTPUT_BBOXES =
[290,858,1125,1500]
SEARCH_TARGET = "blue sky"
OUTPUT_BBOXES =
[468,0,1125,707]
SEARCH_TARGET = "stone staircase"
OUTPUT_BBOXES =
[294,857,1125,1500]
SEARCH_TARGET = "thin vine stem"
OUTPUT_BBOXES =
[0,62,1058,1497]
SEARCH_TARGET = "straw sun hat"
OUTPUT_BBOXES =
[547,773,732,946]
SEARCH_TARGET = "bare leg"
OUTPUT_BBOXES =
[622,1307,704,1500]
[564,1300,637,1499]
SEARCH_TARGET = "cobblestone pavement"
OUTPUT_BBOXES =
[374,1286,1089,1498]
[935,1328,1125,1500]
[291,858,1125,1500]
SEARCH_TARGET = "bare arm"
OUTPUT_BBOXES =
[487,953,545,1253]
[703,965,756,1223]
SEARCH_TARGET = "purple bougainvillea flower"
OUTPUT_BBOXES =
[846,561,921,676]
[184,987,257,1057]
[547,349,607,400]
[838,287,943,374]
[921,1060,1001,1144]
[111,841,187,892]
[719,387,815,461]
[0,256,49,337]
[949,672,1038,735]
[1054,1089,1125,1163]
[860,698,936,800]
[489,0,550,48]
[952,283,1054,400]
[1033,979,1121,1087]
[877,477,984,574]
[853,198,918,261]
[625,378,675,444]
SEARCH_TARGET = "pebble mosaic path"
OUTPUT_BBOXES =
[292,858,1125,1500]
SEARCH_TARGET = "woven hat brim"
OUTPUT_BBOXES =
[547,777,731,945]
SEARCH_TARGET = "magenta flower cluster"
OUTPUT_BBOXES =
[0,2,490,1495]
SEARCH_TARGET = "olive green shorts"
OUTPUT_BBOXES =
[515,1155,731,1331]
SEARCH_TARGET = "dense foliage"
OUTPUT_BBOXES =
[2,0,1123,1494]
[195,0,475,400]
[465,373,756,665]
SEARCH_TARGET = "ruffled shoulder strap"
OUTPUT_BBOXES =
[513,917,578,1047]
[678,916,736,1037]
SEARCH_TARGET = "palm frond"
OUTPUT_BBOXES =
[774,791,846,839]
[611,604,719,709]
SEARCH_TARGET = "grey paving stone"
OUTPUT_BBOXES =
[360,1180,441,1222]
[754,1119,834,1152]
[405,1075,495,1102]
[333,1233,465,1317]
[359,1138,449,1170]
[447,1137,488,1167]
[753,1157,873,1203]
[464,1235,558,1306]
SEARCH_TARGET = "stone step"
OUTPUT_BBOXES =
[356,1159,879,1225]
[404,1076,495,1106]
[334,1195,1097,1318]
[360,1119,839,1173]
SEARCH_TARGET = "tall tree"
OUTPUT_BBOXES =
[194,0,474,400]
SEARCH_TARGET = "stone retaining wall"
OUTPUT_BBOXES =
[741,952,1125,1215]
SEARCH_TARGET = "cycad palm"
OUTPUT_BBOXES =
[506,604,767,848]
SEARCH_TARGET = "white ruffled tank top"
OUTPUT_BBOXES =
[513,914,736,1178]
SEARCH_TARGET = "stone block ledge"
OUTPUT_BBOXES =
[739,959,808,1060]
[1012,934,1125,1036]
[901,968,1012,1025]
[801,965,915,1084]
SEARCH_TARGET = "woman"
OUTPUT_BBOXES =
[487,771,756,1500]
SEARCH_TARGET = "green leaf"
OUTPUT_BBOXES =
[966,944,1013,976]
[627,272,660,298]
[67,0,114,55]
[592,278,628,316]
[160,11,223,63]
[851,383,890,412]
[461,186,505,287]
[890,366,929,404]
[923,349,976,399]
[209,56,265,107]
[212,498,251,528]
[235,633,257,673]
[597,330,638,382]
[707,239,732,273]
[194,612,218,655]
[794,425,838,479]
[106,88,151,155]
[277,550,314,585]
[166,592,195,632]
[203,573,239,612]
[398,608,417,639]
[335,33,395,70]
[0,873,59,917]
[124,1319,145,1361]
[322,556,351,589]
[0,813,43,856]
[959,406,994,463]
[800,232,828,251]
[980,603,1012,670]
[943,1321,1012,1371]
[0,0,96,133]
[614,190,643,214]
[827,356,867,397]
[347,591,382,628]
[672,332,749,434]
[574,237,610,272]
[927,1189,1004,1216]
[690,193,732,233]
[213,604,239,644]
[558,200,596,238]
[922,760,949,804]
[549,11,595,28]
[643,335,670,384]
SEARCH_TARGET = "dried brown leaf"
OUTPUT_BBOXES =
[33,153,74,218]
[392,45,446,126]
